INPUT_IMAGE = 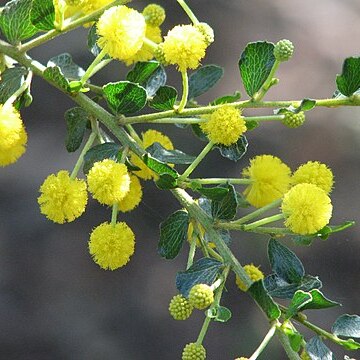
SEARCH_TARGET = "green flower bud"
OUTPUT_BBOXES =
[274,39,294,62]
[182,343,206,360]
[154,43,169,65]
[169,294,193,320]
[195,22,215,45]
[188,284,214,310]
[143,4,166,27]
[282,111,305,128]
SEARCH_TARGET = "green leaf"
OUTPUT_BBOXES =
[336,57,360,96]
[206,306,232,323]
[142,153,179,178]
[155,173,178,190]
[332,314,360,338]
[103,81,147,115]
[299,98,316,111]
[215,135,248,162]
[286,290,313,319]
[292,234,315,246]
[48,53,85,80]
[268,238,305,284]
[341,339,360,350]
[301,289,341,310]
[0,0,38,44]
[43,66,70,92]
[158,210,189,259]
[248,280,281,321]
[145,65,167,97]
[64,107,90,152]
[176,258,223,297]
[194,186,229,201]
[281,326,303,352]
[191,123,208,142]
[264,274,322,299]
[245,120,260,131]
[306,336,334,360]
[239,41,276,97]
[146,142,195,164]
[30,0,55,31]
[83,142,121,174]
[0,66,27,104]
[211,184,238,220]
[211,91,241,105]
[126,60,159,84]
[188,65,224,99]
[148,86,177,111]
[88,25,104,58]
[318,221,355,239]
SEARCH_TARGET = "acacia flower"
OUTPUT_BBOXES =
[117,175,143,212]
[281,183,332,235]
[188,284,214,310]
[162,24,208,71]
[236,264,264,292]
[242,155,291,208]
[182,343,206,360]
[87,159,130,205]
[89,222,135,270]
[292,161,334,194]
[130,129,174,180]
[169,294,193,320]
[200,105,247,146]
[97,6,146,61]
[142,4,166,27]
[38,170,88,224]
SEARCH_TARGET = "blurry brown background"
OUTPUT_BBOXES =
[0,0,359,359]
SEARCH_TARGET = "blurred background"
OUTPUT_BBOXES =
[0,0,359,359]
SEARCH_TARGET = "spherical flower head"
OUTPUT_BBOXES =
[0,122,27,167]
[169,294,193,320]
[188,284,214,310]
[236,264,264,292]
[154,43,169,65]
[274,39,294,62]
[281,183,333,235]
[38,170,88,224]
[117,175,143,212]
[200,106,247,146]
[87,159,130,205]
[97,6,146,61]
[292,161,334,194]
[130,129,174,180]
[82,0,115,15]
[124,24,162,66]
[242,155,292,208]
[89,222,135,270]
[195,22,214,46]
[182,343,206,360]
[0,104,24,149]
[163,25,208,71]
[282,111,305,128]
[142,4,166,27]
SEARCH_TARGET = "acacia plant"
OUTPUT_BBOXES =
[0,0,360,359]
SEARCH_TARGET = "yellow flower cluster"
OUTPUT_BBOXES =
[131,129,174,180]
[117,175,143,212]
[236,264,264,291]
[242,155,292,208]
[87,159,130,205]
[200,105,247,146]
[89,222,135,270]
[162,24,209,71]
[282,183,332,235]
[97,6,146,61]
[0,104,27,167]
[38,170,88,224]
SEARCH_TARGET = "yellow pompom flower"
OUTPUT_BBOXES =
[0,104,27,167]
[87,159,130,205]
[242,155,292,208]
[130,129,174,180]
[89,222,135,270]
[38,171,88,224]
[124,24,162,66]
[97,6,146,61]
[162,24,208,71]
[282,183,333,235]
[236,264,264,292]
[292,161,334,194]
[200,105,247,146]
[117,175,143,212]
[81,0,113,15]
